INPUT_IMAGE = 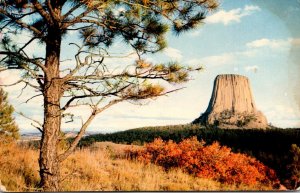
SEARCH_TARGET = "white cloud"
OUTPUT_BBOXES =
[0,70,22,85]
[205,5,261,25]
[202,53,235,66]
[59,95,195,132]
[246,38,288,49]
[206,9,242,25]
[244,5,261,12]
[263,105,300,128]
[245,65,259,73]
[186,58,203,66]
[163,47,182,61]
[246,38,300,49]
[187,52,240,67]
[64,106,93,120]
[67,30,77,35]
[188,29,202,37]
[238,49,258,57]
[186,48,260,68]
[289,38,300,46]
[187,54,234,67]
[192,37,300,69]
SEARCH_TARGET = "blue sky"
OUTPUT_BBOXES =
[1,0,300,133]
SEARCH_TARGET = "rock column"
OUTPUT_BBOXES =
[193,74,268,129]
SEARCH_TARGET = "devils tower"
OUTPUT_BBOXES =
[193,74,269,129]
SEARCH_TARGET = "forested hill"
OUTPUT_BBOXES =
[80,124,300,148]
[79,124,300,188]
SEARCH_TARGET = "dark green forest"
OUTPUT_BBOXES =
[79,124,300,189]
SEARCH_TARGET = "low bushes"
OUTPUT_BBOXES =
[126,137,279,187]
[82,126,300,189]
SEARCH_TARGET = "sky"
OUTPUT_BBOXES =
[1,0,300,133]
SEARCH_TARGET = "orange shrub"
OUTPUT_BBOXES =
[126,137,279,187]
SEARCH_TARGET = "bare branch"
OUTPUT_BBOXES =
[66,24,95,31]
[24,93,43,103]
[0,76,41,92]
[17,81,28,98]
[0,79,23,87]
[58,85,181,162]
[0,10,38,32]
[30,123,43,133]
[63,49,135,81]
[62,3,83,20]
[61,95,94,111]
[0,66,8,72]
[16,111,43,133]
[58,99,123,162]
[22,79,42,90]
[18,37,38,55]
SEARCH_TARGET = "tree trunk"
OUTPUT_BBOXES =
[39,81,62,191]
[39,29,62,191]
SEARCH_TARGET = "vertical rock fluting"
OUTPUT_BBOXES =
[193,74,269,129]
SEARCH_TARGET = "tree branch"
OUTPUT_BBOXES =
[62,2,105,29]
[0,79,23,87]
[16,111,43,133]
[24,93,43,103]
[61,95,94,111]
[58,99,123,162]
[31,0,53,26]
[0,51,47,73]
[63,18,108,29]
[62,3,83,20]
[18,36,38,55]
[0,8,43,37]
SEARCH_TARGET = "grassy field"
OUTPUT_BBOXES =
[79,124,300,189]
[0,139,278,191]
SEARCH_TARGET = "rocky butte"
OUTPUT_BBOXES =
[193,74,269,129]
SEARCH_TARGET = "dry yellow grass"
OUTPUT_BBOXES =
[0,140,274,191]
[0,139,40,191]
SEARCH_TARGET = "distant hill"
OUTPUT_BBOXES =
[19,131,101,142]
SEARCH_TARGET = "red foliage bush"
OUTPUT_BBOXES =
[126,137,279,186]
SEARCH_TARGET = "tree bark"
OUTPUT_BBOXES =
[39,28,62,191]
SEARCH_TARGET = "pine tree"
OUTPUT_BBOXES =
[0,0,218,190]
[0,87,19,140]
[286,144,300,189]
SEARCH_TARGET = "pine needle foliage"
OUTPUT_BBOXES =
[0,87,19,139]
